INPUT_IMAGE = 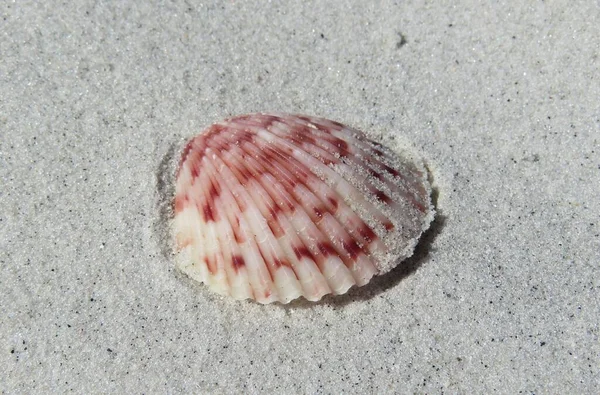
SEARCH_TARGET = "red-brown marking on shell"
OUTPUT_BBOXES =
[326,196,338,211]
[232,215,245,243]
[328,120,344,130]
[313,206,325,219]
[267,207,285,238]
[236,195,248,212]
[234,129,255,145]
[239,166,253,184]
[190,161,200,179]
[293,245,312,260]
[219,150,251,184]
[208,181,220,200]
[236,144,299,215]
[269,202,282,215]
[281,144,294,155]
[331,136,349,152]
[204,256,216,274]
[266,146,310,185]
[314,124,336,135]
[317,242,337,257]
[342,240,362,260]
[177,139,195,176]
[291,127,317,145]
[374,189,393,204]
[359,224,377,244]
[297,115,322,128]
[278,195,296,213]
[368,168,385,181]
[273,257,291,269]
[413,200,426,213]
[231,255,245,271]
[382,163,400,177]
[202,202,216,222]
[174,195,187,213]
[271,257,282,268]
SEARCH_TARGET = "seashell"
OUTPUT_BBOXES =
[172,113,434,304]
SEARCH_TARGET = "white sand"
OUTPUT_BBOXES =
[1,1,599,393]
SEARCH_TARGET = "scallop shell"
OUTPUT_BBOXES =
[172,113,434,304]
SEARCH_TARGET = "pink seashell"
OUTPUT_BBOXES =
[172,113,434,304]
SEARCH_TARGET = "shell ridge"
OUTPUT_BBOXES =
[238,121,397,270]
[183,159,214,278]
[268,119,341,165]
[173,202,210,283]
[208,141,305,303]
[211,149,286,300]
[223,158,305,303]
[202,155,255,300]
[248,129,388,258]
[252,129,394,245]
[292,115,428,212]
[201,153,245,295]
[206,147,279,303]
[229,138,345,300]
[305,131,427,214]
[176,170,216,286]
[232,135,356,295]
[280,115,424,206]
[331,128,428,205]
[244,131,376,286]
[196,162,232,294]
[229,146,334,302]
[275,177,378,285]
[269,117,414,218]
[323,136,431,244]
[325,135,433,269]
[282,117,355,159]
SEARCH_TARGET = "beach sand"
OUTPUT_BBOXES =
[1,1,599,393]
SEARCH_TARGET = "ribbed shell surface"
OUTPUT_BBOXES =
[172,113,434,304]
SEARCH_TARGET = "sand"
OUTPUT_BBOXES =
[1,1,599,393]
